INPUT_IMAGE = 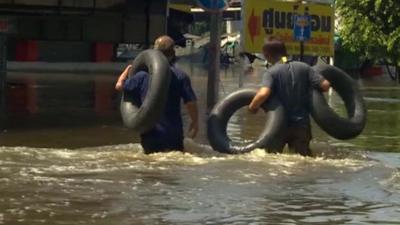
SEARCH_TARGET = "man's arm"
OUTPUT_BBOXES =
[115,65,132,91]
[185,101,199,139]
[180,73,199,139]
[248,87,272,113]
[249,71,274,113]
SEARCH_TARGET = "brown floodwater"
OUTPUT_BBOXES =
[0,59,400,224]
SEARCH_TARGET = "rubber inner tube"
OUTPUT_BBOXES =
[207,88,286,154]
[120,49,171,133]
[311,62,367,140]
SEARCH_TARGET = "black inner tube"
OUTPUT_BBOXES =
[208,88,286,154]
[120,49,171,133]
[311,62,367,140]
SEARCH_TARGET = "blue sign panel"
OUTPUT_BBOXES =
[197,0,228,12]
[293,15,311,41]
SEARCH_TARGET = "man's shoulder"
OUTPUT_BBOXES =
[131,70,149,80]
[135,70,149,77]
[267,63,287,75]
[266,61,310,77]
[170,66,189,80]
[290,61,310,70]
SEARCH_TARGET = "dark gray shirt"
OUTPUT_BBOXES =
[263,61,324,126]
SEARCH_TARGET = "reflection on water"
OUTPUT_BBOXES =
[227,108,269,145]
[0,61,400,224]
[3,62,400,152]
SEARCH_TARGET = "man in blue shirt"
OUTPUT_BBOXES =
[249,38,331,157]
[115,36,199,154]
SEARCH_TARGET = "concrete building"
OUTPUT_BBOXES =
[0,0,188,129]
[0,0,169,62]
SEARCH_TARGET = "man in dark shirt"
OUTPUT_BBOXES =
[249,39,330,156]
[115,36,199,154]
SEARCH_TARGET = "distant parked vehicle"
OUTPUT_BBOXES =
[116,44,144,62]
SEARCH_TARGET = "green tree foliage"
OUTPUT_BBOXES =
[337,0,400,81]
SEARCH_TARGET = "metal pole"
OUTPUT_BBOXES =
[238,59,244,88]
[207,3,222,112]
[0,34,7,129]
[239,0,245,88]
[328,56,334,105]
[300,41,304,62]
[144,0,152,49]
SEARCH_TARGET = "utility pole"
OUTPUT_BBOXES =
[206,0,223,112]
[0,34,6,129]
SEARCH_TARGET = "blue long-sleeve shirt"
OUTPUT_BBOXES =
[123,66,197,148]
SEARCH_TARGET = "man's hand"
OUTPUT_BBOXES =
[188,121,199,139]
[248,106,259,114]
[248,87,271,114]
[115,80,124,91]
[185,101,199,139]
[320,79,331,92]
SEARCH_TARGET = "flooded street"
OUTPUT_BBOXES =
[1,61,400,224]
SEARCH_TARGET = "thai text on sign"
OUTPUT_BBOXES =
[243,0,334,56]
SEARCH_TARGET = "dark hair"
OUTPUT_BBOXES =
[263,38,287,58]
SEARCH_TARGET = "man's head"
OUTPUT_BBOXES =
[154,35,176,64]
[262,37,287,64]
